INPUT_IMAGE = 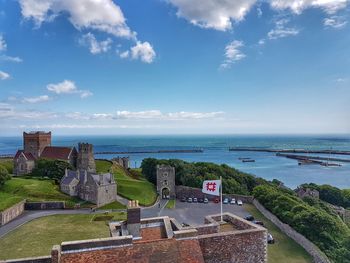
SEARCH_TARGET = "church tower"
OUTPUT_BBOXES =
[77,143,96,173]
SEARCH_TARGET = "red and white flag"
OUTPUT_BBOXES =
[202,180,221,196]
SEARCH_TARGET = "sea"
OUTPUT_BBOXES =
[1,135,350,189]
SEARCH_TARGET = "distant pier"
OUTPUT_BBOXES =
[95,149,204,155]
[276,153,350,163]
[229,147,350,155]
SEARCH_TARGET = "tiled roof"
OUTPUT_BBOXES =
[40,146,73,160]
[61,170,79,185]
[14,150,35,161]
[91,173,114,185]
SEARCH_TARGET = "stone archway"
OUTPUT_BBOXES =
[161,188,170,199]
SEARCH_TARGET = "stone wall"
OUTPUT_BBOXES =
[0,200,25,226]
[175,185,254,203]
[24,201,65,210]
[253,200,331,263]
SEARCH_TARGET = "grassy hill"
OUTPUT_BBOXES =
[0,177,91,211]
[96,160,157,206]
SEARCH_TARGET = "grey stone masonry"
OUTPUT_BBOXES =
[156,165,176,199]
[77,143,96,173]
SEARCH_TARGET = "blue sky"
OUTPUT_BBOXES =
[0,0,350,136]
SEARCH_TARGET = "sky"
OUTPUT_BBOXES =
[0,0,350,136]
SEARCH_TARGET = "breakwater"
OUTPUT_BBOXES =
[229,147,350,155]
[276,153,350,163]
[95,149,204,155]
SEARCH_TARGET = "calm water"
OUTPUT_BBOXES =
[1,135,350,189]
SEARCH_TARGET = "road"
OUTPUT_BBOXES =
[142,199,248,226]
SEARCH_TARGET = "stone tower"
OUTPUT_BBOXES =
[23,131,51,159]
[77,143,96,173]
[156,165,175,199]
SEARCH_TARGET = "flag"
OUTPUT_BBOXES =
[202,180,221,196]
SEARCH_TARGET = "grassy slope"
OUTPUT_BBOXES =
[0,177,90,211]
[96,160,157,206]
[0,212,126,260]
[165,199,176,209]
[244,204,312,263]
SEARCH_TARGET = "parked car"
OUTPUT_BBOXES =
[267,233,275,244]
[193,197,198,203]
[223,198,229,204]
[244,214,254,221]
[237,200,243,206]
[204,198,209,204]
[181,197,186,202]
[213,198,220,203]
[198,198,204,203]
[253,220,264,226]
[230,198,236,204]
[187,197,193,203]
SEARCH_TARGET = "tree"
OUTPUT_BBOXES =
[0,164,10,186]
[31,159,73,182]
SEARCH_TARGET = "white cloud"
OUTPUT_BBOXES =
[79,33,112,54]
[0,55,23,63]
[0,35,6,52]
[46,80,93,98]
[22,95,51,104]
[336,77,347,82]
[269,0,349,14]
[268,18,299,39]
[115,110,224,120]
[0,103,57,119]
[258,39,265,45]
[0,70,10,80]
[220,40,246,69]
[130,41,156,63]
[19,0,135,39]
[324,16,348,28]
[119,50,129,59]
[19,0,156,63]
[168,0,257,31]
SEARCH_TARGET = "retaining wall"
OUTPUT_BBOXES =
[0,200,26,226]
[25,201,65,210]
[253,200,331,263]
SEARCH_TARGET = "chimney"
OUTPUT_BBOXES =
[127,200,141,239]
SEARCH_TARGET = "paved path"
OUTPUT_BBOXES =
[0,209,102,238]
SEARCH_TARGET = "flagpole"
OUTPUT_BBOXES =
[220,176,223,222]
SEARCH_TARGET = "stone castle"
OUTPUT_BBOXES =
[14,131,77,175]
[156,165,176,199]
[13,131,117,207]
[4,203,267,262]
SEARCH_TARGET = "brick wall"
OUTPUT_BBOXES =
[198,229,267,263]
[253,200,331,263]
[60,238,205,263]
[0,200,26,226]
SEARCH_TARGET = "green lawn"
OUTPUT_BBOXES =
[0,158,13,174]
[0,177,91,210]
[244,204,312,263]
[165,199,176,209]
[95,159,113,173]
[0,212,126,260]
[98,200,126,210]
[96,160,157,207]
[0,192,24,212]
